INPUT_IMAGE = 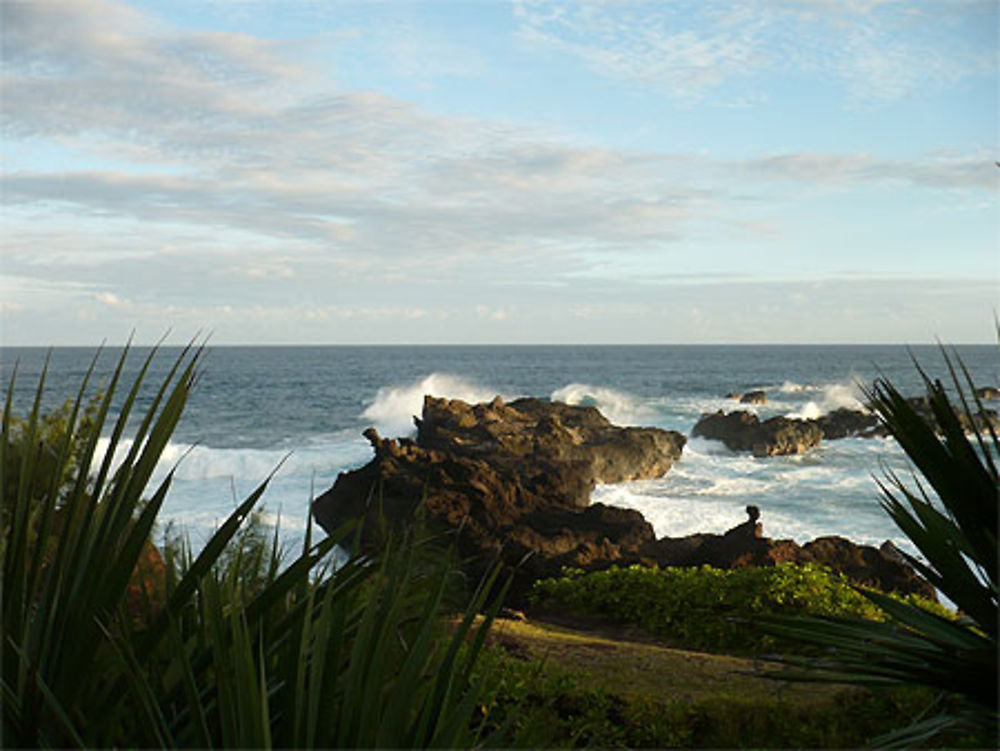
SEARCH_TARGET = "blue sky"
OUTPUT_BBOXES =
[2,0,997,344]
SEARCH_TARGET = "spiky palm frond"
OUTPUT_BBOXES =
[758,347,998,747]
[2,345,510,749]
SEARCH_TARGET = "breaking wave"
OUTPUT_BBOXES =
[361,372,498,436]
[784,381,865,420]
[550,383,656,426]
[92,432,370,486]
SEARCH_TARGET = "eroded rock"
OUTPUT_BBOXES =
[691,410,822,456]
[312,396,685,596]
[312,396,934,603]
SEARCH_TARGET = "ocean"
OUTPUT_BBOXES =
[3,344,996,556]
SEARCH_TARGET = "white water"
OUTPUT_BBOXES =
[86,371,928,554]
[360,372,500,436]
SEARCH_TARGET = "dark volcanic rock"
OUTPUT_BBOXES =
[799,536,934,598]
[312,396,685,596]
[417,396,686,502]
[691,410,822,456]
[904,395,999,434]
[812,407,884,439]
[739,390,768,405]
[312,396,934,604]
[640,508,935,600]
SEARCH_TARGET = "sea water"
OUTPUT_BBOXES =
[3,345,996,556]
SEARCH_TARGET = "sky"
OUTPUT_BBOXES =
[1,0,997,345]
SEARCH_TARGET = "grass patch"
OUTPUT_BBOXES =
[476,615,956,748]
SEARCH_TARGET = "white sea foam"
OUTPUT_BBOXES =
[550,383,655,426]
[92,432,372,487]
[785,381,865,419]
[778,380,809,393]
[683,437,737,456]
[592,484,748,538]
[361,373,498,436]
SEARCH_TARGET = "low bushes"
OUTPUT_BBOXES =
[529,562,950,655]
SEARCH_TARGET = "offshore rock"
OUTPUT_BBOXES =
[904,395,999,434]
[312,396,685,597]
[691,410,822,456]
[725,390,768,404]
[812,407,883,439]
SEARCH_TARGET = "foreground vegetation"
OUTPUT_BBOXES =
[759,351,998,746]
[473,615,947,748]
[1,345,508,748]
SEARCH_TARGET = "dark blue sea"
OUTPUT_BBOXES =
[3,345,997,553]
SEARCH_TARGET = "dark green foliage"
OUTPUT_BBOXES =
[1,393,101,506]
[1,344,509,748]
[529,562,949,655]
[758,348,999,747]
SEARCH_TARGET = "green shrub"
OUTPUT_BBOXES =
[529,562,950,655]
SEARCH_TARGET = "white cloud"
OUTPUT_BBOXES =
[3,0,991,281]
[513,0,996,104]
[1,0,995,345]
[476,305,508,321]
[736,152,998,189]
[94,291,130,307]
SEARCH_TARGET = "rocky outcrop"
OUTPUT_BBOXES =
[696,399,997,451]
[812,407,883,439]
[640,507,936,600]
[312,396,685,594]
[691,410,822,456]
[417,396,686,501]
[904,395,999,434]
[975,386,1000,401]
[312,396,934,603]
[725,390,768,405]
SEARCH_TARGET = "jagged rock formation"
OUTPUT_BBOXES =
[693,398,998,454]
[312,396,933,603]
[691,410,822,456]
[312,396,685,594]
[811,407,883,439]
[641,508,935,601]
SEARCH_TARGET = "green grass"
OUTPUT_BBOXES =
[474,615,954,749]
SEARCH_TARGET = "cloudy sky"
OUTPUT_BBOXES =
[2,0,996,345]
